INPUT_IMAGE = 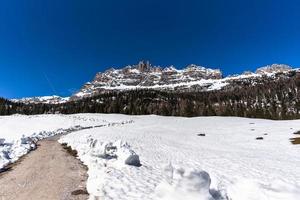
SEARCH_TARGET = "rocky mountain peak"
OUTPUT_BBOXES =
[11,62,298,103]
[255,64,292,74]
[72,61,223,98]
[185,64,204,71]
[136,60,152,72]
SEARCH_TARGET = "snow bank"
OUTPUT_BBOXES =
[0,114,127,171]
[155,164,225,200]
[59,131,141,199]
[0,126,85,169]
[0,136,37,169]
[89,139,141,166]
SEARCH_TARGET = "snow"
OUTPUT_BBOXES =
[87,139,141,166]
[74,63,300,98]
[155,164,220,200]
[227,178,300,200]
[129,68,141,74]
[73,70,270,98]
[1,114,300,199]
[58,114,300,200]
[11,95,70,104]
[90,78,231,92]
[163,66,178,72]
[256,64,292,75]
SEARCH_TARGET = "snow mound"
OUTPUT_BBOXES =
[89,139,141,166]
[155,164,225,200]
[59,132,141,199]
[0,148,10,169]
[0,135,37,169]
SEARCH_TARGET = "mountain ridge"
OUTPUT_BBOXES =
[11,61,298,104]
[73,61,297,98]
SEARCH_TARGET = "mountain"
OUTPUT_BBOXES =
[72,61,297,98]
[3,61,300,119]
[11,62,297,104]
[10,61,299,119]
[11,95,70,104]
[73,61,223,98]
[255,64,292,74]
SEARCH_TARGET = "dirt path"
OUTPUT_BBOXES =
[0,136,88,200]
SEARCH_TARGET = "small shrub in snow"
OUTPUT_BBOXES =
[197,133,206,136]
[256,137,264,140]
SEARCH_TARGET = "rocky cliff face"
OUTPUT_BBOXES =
[255,64,292,74]
[5,69,300,119]
[6,62,300,119]
[73,62,296,98]
[74,61,223,97]
[11,62,298,104]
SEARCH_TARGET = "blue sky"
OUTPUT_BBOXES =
[0,0,300,98]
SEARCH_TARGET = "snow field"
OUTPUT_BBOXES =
[1,114,300,200]
[59,115,300,200]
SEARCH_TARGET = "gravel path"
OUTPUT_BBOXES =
[0,136,88,200]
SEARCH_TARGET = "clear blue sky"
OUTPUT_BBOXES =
[1,0,300,98]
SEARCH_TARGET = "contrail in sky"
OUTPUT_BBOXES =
[42,72,58,94]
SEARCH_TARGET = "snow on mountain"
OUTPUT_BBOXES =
[73,61,297,98]
[11,95,70,104]
[73,61,223,98]
[255,64,292,75]
[10,62,297,102]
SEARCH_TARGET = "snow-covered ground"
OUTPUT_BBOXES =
[1,114,300,200]
[59,114,300,200]
[0,114,127,169]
